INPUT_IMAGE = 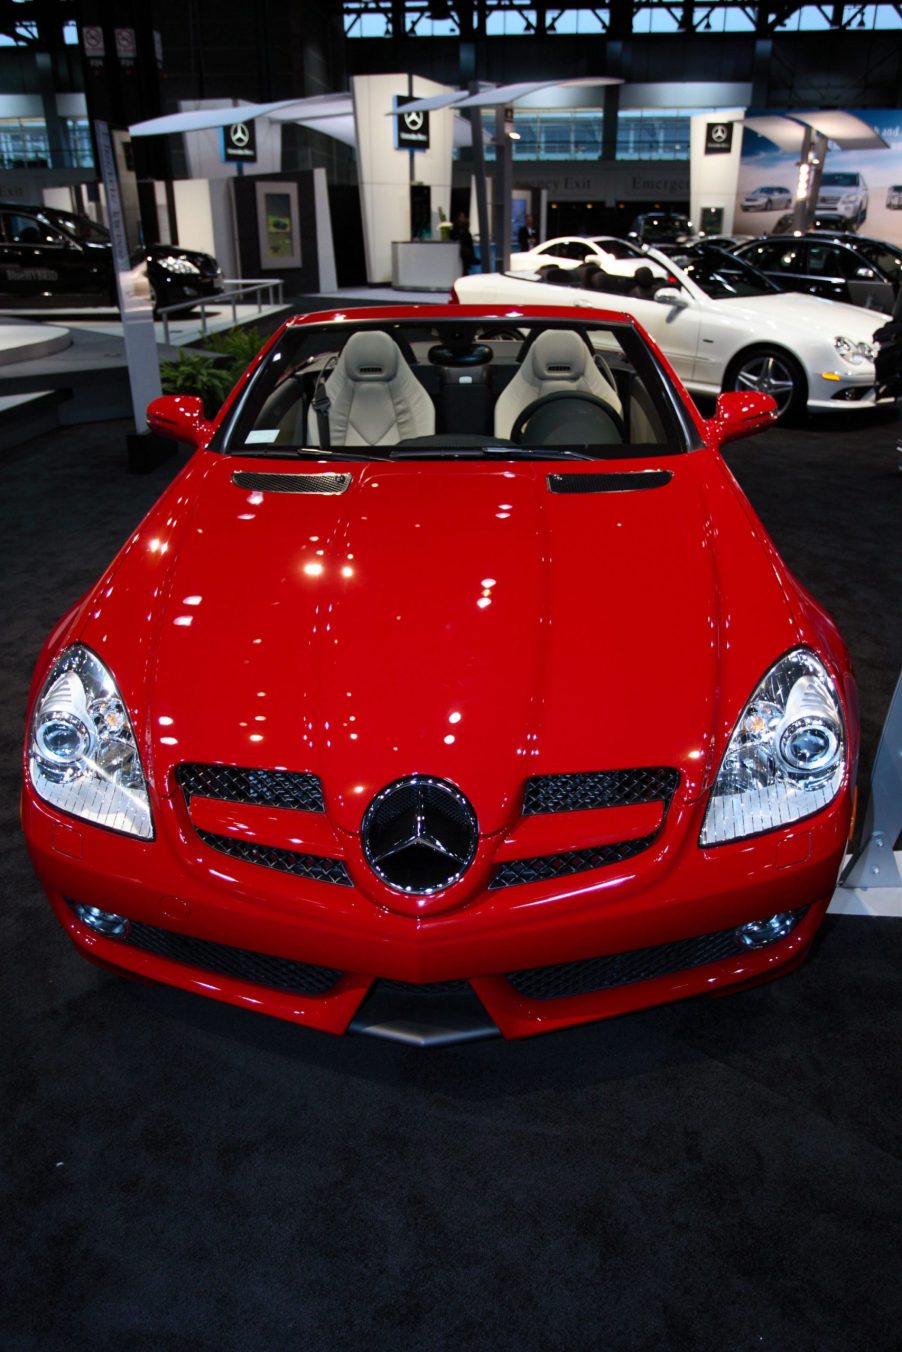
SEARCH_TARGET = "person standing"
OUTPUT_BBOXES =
[518,213,538,252]
[451,212,477,274]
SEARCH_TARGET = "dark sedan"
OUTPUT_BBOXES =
[734,233,897,313]
[0,203,223,313]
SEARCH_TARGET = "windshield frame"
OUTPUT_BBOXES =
[215,313,699,462]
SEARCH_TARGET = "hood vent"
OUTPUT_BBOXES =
[547,470,672,495]
[231,470,351,494]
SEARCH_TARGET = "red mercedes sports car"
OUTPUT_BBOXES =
[22,305,858,1045]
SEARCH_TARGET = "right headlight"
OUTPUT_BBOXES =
[700,648,847,846]
[834,336,876,365]
[28,645,153,839]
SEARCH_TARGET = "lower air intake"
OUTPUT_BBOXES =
[507,909,807,1000]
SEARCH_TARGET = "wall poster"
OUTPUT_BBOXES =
[736,112,902,244]
[255,180,301,269]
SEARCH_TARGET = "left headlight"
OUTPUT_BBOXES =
[834,335,876,365]
[700,648,846,847]
[28,646,153,839]
[156,255,201,276]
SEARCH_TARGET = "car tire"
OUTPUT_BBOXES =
[724,345,807,422]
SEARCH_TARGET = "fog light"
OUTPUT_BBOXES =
[736,912,796,949]
[72,903,129,937]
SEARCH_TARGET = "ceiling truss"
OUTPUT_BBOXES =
[341,0,902,37]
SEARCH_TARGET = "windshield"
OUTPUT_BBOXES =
[50,213,111,244]
[220,316,693,461]
[679,246,782,299]
[820,173,860,188]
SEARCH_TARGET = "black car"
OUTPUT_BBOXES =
[628,211,695,250]
[0,203,224,313]
[734,233,896,312]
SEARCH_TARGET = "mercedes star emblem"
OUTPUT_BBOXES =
[362,776,478,895]
[230,122,251,148]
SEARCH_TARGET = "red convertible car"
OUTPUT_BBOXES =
[22,305,857,1045]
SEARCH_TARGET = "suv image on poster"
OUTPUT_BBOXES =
[816,171,868,227]
[887,185,902,209]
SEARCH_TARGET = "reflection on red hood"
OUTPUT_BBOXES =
[74,452,801,836]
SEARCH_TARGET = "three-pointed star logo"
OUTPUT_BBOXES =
[370,783,464,869]
[230,122,251,148]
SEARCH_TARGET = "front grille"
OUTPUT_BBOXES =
[491,833,656,889]
[377,977,472,995]
[176,763,324,812]
[197,829,352,886]
[123,918,343,995]
[507,909,807,1001]
[523,768,679,815]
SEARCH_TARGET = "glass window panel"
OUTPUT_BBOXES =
[485,8,537,34]
[546,8,608,33]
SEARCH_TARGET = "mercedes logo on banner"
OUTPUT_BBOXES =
[705,121,733,155]
[223,120,257,162]
[396,95,431,151]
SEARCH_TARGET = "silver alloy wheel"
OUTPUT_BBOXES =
[731,350,800,418]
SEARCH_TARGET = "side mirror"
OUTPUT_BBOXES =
[708,390,778,446]
[146,394,213,448]
[653,287,690,309]
[855,266,876,280]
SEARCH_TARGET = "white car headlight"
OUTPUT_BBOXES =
[700,649,846,846]
[28,646,152,839]
[834,336,876,365]
[157,256,201,276]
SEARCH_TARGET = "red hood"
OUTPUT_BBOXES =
[75,452,802,836]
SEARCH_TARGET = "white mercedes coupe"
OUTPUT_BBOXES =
[453,245,884,420]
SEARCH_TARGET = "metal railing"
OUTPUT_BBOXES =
[158,277,285,344]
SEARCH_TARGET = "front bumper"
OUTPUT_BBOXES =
[23,780,850,1042]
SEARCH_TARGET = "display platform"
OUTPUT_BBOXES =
[0,319,71,367]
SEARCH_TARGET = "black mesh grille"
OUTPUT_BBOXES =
[197,829,351,886]
[122,918,343,995]
[177,763,324,812]
[523,768,679,815]
[231,471,351,494]
[507,909,807,1001]
[547,471,672,494]
[377,977,472,995]
[491,833,657,889]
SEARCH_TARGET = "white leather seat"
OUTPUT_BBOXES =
[308,330,435,448]
[493,329,623,440]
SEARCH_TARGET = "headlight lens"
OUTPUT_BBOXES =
[834,336,876,365]
[157,255,201,276]
[700,649,846,846]
[28,646,152,839]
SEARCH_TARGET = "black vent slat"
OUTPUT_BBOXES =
[177,763,324,812]
[231,471,351,494]
[196,829,351,885]
[122,918,343,995]
[491,834,656,889]
[548,471,672,494]
[507,909,808,1001]
[523,768,679,815]
[377,977,472,995]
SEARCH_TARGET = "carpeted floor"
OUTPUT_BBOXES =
[2,404,901,1351]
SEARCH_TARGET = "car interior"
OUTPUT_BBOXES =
[230,320,677,456]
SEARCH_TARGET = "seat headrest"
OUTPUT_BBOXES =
[340,331,400,381]
[529,330,590,382]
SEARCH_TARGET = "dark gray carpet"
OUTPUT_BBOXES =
[2,405,901,1352]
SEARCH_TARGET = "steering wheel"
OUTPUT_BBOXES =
[510,391,627,446]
